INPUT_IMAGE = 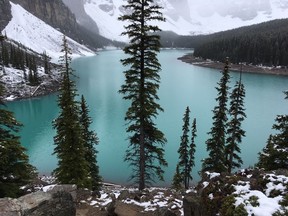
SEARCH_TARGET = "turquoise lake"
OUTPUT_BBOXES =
[7,49,288,186]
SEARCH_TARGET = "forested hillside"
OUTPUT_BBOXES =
[192,19,288,66]
[162,19,288,67]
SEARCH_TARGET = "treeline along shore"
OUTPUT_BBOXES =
[178,54,288,76]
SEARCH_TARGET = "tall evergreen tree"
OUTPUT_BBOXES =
[52,36,91,188]
[0,81,36,198]
[119,0,167,190]
[172,164,182,191]
[257,92,288,170]
[226,73,246,173]
[177,106,190,189]
[202,58,230,173]
[80,95,102,192]
[187,118,196,186]
[43,51,51,74]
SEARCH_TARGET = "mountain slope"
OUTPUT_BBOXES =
[65,0,288,41]
[2,2,94,60]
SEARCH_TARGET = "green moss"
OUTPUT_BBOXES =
[234,204,248,216]
[219,195,236,216]
[248,195,260,207]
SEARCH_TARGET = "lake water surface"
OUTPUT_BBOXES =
[7,49,288,186]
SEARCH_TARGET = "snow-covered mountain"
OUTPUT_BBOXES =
[2,2,94,61]
[64,0,288,41]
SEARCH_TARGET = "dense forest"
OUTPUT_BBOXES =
[161,19,288,67]
[0,36,53,85]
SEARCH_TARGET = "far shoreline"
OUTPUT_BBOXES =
[178,53,288,76]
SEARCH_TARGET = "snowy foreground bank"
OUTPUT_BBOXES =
[2,169,286,216]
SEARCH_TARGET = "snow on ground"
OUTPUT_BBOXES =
[233,173,288,216]
[84,0,288,41]
[0,65,60,101]
[2,2,94,62]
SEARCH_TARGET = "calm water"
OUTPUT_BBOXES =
[7,49,288,186]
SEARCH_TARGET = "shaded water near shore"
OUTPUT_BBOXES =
[7,49,288,186]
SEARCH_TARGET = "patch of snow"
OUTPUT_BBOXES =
[3,2,94,61]
[235,190,282,216]
[206,172,220,179]
[42,184,57,192]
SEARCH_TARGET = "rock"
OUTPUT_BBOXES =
[0,0,12,31]
[106,199,116,216]
[76,188,91,202]
[117,189,131,201]
[23,191,75,216]
[0,198,21,216]
[114,201,146,216]
[0,188,76,216]
[183,193,203,216]
[153,207,177,216]
[48,184,77,201]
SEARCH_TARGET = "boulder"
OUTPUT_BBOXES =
[0,188,76,216]
[183,193,203,216]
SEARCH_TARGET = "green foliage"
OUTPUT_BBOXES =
[202,59,230,173]
[257,93,288,170]
[273,194,288,215]
[53,36,91,189]
[118,0,167,190]
[172,164,183,191]
[219,195,237,216]
[248,195,260,207]
[226,74,246,173]
[234,204,248,216]
[80,95,102,192]
[193,19,288,66]
[176,107,197,189]
[0,82,36,198]
[177,106,190,189]
[188,118,197,185]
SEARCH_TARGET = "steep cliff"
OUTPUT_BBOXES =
[62,0,99,35]
[8,0,120,49]
[0,0,12,31]
[10,0,77,36]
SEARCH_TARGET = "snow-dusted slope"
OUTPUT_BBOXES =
[82,0,288,40]
[2,2,94,61]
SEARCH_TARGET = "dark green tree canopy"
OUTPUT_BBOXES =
[80,95,102,192]
[0,82,36,198]
[202,59,230,173]
[119,0,167,190]
[257,114,288,170]
[52,36,91,189]
[226,74,246,173]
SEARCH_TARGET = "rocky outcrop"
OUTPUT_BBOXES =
[10,0,77,35]
[8,0,118,49]
[62,0,99,35]
[0,0,12,31]
[0,190,75,216]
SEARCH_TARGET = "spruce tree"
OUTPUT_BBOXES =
[257,135,274,169]
[119,0,167,190]
[0,81,36,198]
[187,118,196,187]
[172,164,182,191]
[257,92,288,170]
[202,58,230,173]
[177,106,191,189]
[226,74,246,173]
[80,95,102,192]
[53,36,91,188]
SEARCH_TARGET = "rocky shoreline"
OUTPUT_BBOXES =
[1,66,61,102]
[178,54,288,76]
